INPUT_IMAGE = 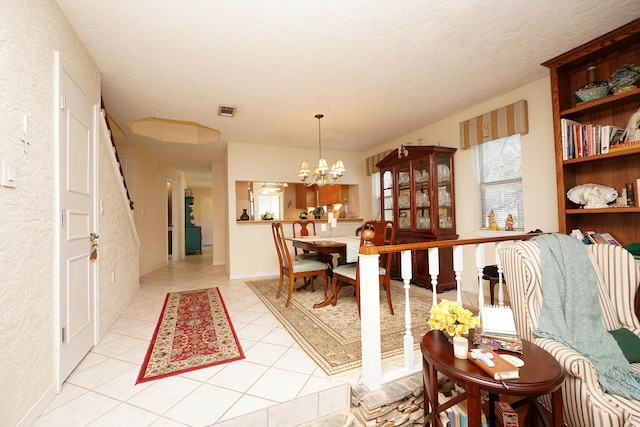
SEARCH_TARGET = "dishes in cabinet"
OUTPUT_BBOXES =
[437,164,451,181]
[438,188,451,206]
[566,184,617,206]
[439,217,452,228]
[398,194,410,208]
[398,172,410,185]
[416,192,429,207]
[399,211,410,228]
[417,214,430,229]
[415,169,428,182]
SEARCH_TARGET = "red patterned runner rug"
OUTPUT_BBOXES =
[136,287,244,383]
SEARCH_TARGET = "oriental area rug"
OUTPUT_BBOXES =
[136,287,244,383]
[246,277,433,375]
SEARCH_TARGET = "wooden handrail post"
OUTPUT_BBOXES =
[359,252,382,390]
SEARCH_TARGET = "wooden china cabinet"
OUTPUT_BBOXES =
[376,145,458,290]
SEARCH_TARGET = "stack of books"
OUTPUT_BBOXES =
[495,401,519,427]
[560,118,625,159]
[583,231,622,246]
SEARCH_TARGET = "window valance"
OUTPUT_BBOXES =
[459,100,528,149]
[365,149,393,176]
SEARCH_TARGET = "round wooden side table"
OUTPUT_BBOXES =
[421,330,565,426]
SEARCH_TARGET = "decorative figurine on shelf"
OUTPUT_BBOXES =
[582,185,609,209]
[505,214,514,231]
[487,210,499,230]
[622,106,640,143]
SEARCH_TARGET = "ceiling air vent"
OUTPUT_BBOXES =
[218,105,236,117]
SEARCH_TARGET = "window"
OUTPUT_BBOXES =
[477,134,523,230]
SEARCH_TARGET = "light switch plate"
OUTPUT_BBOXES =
[1,158,16,187]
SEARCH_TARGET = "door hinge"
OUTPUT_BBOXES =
[61,209,66,226]
[61,326,67,343]
[60,94,66,110]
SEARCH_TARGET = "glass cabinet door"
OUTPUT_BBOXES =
[414,159,430,231]
[397,164,411,230]
[382,169,394,223]
[436,155,453,230]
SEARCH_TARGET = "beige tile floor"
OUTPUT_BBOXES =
[35,247,352,427]
[34,246,485,426]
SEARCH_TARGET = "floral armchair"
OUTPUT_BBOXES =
[499,240,640,427]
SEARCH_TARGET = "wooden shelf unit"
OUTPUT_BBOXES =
[543,18,640,246]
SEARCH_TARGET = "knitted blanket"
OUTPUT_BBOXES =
[533,233,640,399]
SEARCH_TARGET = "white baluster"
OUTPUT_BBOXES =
[496,242,506,305]
[475,244,485,307]
[428,247,439,307]
[453,245,464,305]
[401,250,414,369]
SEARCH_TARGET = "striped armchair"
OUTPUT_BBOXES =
[499,240,640,427]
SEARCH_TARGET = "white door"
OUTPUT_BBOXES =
[201,196,214,245]
[59,68,97,382]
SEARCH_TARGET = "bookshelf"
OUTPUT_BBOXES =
[543,18,640,246]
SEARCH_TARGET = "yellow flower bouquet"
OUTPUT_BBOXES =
[428,299,479,337]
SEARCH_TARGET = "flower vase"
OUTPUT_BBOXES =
[240,209,249,221]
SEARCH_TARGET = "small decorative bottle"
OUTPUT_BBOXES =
[240,209,249,220]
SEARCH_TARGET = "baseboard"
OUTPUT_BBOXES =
[99,285,140,341]
[16,383,57,427]
[229,271,279,280]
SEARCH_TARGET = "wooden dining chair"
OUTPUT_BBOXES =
[292,220,316,259]
[330,219,396,316]
[271,222,329,307]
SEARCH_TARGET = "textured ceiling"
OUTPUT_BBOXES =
[55,0,640,188]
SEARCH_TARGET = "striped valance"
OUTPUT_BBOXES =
[459,100,528,149]
[365,149,393,176]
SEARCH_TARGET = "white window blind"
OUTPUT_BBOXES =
[477,134,523,230]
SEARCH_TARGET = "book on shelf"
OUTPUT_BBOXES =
[600,125,622,154]
[598,232,622,246]
[610,128,626,148]
[437,392,452,426]
[480,305,517,337]
[584,231,600,244]
[560,119,631,159]
[627,183,636,207]
[468,349,520,380]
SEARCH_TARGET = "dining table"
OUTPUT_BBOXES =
[287,235,362,308]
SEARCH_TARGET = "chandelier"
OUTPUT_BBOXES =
[297,114,345,187]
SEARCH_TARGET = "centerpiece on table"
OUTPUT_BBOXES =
[428,299,479,359]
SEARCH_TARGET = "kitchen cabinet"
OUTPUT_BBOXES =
[317,184,342,206]
[377,145,457,290]
[542,18,640,245]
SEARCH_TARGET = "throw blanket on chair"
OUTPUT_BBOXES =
[533,233,640,399]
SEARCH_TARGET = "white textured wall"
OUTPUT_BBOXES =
[212,159,228,266]
[0,1,100,426]
[98,116,140,333]
[118,146,186,274]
